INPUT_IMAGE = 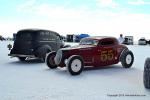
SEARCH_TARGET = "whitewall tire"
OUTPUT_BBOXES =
[67,55,84,75]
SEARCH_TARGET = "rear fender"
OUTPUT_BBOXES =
[119,48,129,61]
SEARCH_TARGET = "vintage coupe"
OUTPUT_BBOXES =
[46,36,134,75]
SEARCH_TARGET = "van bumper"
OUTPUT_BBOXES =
[8,54,35,58]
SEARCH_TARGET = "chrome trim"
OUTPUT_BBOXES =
[8,54,35,58]
[54,50,62,65]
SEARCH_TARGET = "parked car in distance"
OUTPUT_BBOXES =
[122,36,134,45]
[138,37,147,45]
[46,36,134,75]
[144,58,150,89]
[8,29,68,62]
[146,39,150,45]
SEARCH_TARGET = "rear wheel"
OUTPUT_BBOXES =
[45,52,57,69]
[144,58,150,89]
[18,57,26,61]
[121,50,134,68]
[67,55,84,75]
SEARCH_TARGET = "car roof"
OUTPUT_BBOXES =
[84,36,117,40]
[17,28,60,35]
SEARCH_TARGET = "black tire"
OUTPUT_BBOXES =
[37,45,51,62]
[18,57,26,61]
[144,58,150,89]
[120,50,134,68]
[45,51,57,69]
[67,55,84,75]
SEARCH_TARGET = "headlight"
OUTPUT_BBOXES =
[54,50,62,65]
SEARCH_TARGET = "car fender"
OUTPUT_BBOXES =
[119,48,129,61]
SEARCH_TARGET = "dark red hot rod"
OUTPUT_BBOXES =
[46,36,134,75]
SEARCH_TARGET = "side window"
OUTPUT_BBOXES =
[100,40,114,46]
[38,31,58,41]
[50,32,56,41]
[39,32,44,40]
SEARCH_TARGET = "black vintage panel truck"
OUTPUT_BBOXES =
[8,29,67,62]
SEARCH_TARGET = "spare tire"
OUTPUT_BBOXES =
[36,45,51,62]
[144,58,150,89]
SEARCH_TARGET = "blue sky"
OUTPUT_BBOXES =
[0,0,150,40]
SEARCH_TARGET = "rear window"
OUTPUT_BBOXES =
[16,31,33,40]
[100,40,114,46]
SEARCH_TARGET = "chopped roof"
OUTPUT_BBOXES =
[84,36,117,40]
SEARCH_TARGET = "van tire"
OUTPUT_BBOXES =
[37,45,51,62]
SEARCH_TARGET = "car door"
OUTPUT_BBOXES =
[79,47,94,66]
[95,39,117,66]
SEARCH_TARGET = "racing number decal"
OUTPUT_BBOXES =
[101,50,114,62]
[101,51,107,62]
[108,50,114,61]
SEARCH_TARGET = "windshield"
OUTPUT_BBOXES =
[79,39,98,46]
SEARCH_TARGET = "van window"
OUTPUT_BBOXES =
[38,31,56,41]
[16,31,32,41]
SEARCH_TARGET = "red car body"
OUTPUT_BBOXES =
[46,36,134,75]
[55,36,127,67]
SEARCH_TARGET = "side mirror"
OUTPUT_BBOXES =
[7,44,12,50]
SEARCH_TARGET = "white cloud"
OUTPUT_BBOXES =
[17,0,37,12]
[128,0,150,5]
[19,0,36,8]
[1,0,150,41]
[96,0,119,8]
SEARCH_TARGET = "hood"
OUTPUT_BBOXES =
[60,45,95,51]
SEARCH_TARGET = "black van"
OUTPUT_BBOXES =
[8,29,65,61]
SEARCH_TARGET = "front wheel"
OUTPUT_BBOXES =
[67,55,84,75]
[120,50,134,68]
[144,58,150,89]
[45,51,57,69]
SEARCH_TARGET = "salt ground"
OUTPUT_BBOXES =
[0,41,150,100]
